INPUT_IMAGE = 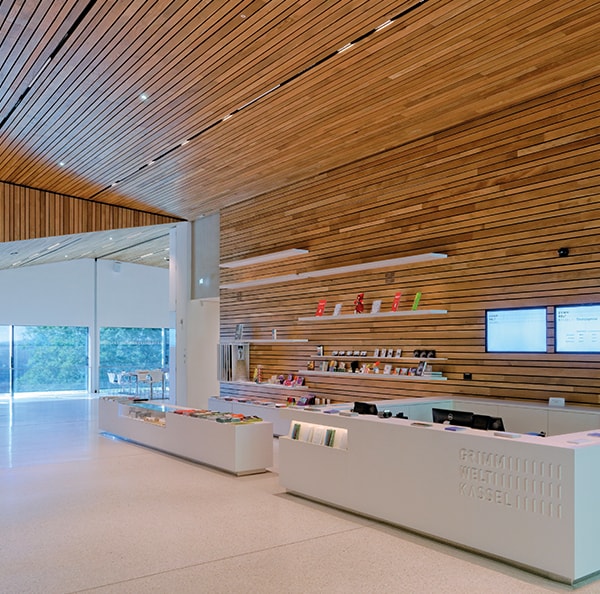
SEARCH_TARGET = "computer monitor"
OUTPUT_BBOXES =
[353,401,378,415]
[431,407,473,427]
[555,303,600,353]
[485,307,547,353]
[472,414,505,432]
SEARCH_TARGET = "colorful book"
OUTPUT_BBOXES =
[411,292,422,310]
[315,299,327,316]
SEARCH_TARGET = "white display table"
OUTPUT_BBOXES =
[98,397,273,475]
[208,396,341,436]
[278,399,600,584]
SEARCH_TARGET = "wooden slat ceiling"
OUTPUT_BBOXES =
[1,0,599,222]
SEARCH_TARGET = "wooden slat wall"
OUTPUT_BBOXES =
[0,181,178,242]
[219,76,600,407]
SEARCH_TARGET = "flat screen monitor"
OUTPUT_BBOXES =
[353,401,378,415]
[431,407,473,427]
[472,414,505,431]
[485,307,547,353]
[555,304,600,353]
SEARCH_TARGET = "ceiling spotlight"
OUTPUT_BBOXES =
[376,20,393,31]
[59,161,65,166]
[139,93,148,101]
[557,247,569,257]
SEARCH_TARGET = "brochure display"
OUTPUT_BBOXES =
[99,397,273,475]
[278,399,600,584]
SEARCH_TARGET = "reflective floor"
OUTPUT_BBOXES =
[1,397,599,593]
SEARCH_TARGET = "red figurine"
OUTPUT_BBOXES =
[354,293,365,314]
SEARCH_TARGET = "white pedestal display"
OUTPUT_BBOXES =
[99,397,273,475]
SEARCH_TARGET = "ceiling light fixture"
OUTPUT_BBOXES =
[376,20,393,31]
[139,93,148,101]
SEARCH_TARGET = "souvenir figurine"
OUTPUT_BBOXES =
[354,293,365,314]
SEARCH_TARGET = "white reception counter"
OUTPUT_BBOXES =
[278,398,600,584]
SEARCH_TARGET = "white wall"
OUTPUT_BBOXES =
[96,259,169,328]
[0,258,169,328]
[186,298,220,409]
[0,259,95,326]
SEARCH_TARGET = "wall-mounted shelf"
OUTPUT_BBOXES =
[242,339,309,344]
[221,380,308,391]
[302,370,447,381]
[298,309,447,322]
[220,252,447,290]
[310,355,447,363]
[220,248,309,268]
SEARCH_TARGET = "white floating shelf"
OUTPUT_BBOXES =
[220,252,447,290]
[310,356,447,362]
[220,248,309,269]
[220,380,308,390]
[298,309,447,321]
[301,370,447,381]
[248,339,309,343]
[228,339,309,344]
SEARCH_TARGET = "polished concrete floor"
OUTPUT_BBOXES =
[1,397,599,594]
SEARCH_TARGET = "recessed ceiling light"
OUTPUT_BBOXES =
[59,161,65,166]
[376,20,393,31]
[139,93,148,101]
